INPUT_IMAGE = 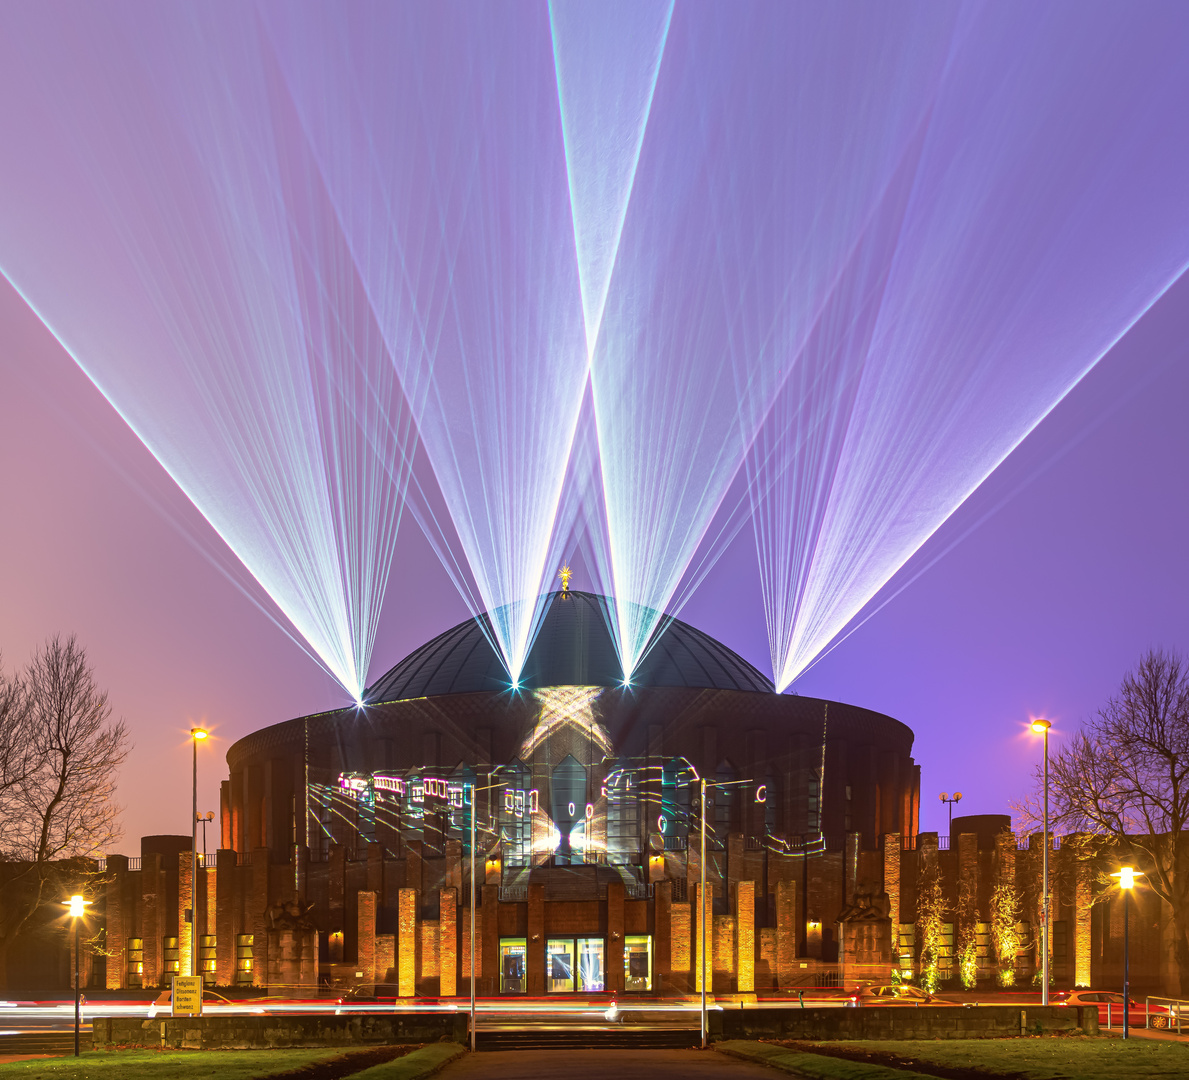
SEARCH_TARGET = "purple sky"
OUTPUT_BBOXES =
[1,4,1188,855]
[2,265,1186,848]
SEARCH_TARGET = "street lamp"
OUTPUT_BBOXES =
[196,810,215,861]
[680,761,750,1049]
[1110,866,1143,1038]
[1030,719,1051,1005]
[190,728,209,978]
[469,778,505,1052]
[61,894,92,1056]
[939,792,963,834]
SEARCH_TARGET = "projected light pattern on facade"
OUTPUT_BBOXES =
[2,3,1189,694]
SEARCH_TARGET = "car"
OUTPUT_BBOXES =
[847,984,963,1007]
[1055,989,1138,1009]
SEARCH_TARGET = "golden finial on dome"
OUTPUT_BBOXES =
[558,565,572,595]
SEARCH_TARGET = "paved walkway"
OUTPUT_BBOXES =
[438,1048,777,1079]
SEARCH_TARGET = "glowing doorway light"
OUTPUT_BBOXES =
[587,3,957,678]
[549,0,675,360]
[0,5,416,700]
[262,3,589,685]
[755,2,1189,690]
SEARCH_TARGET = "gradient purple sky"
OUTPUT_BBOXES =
[2,261,1186,850]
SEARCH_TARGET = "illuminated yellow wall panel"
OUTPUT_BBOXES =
[736,880,755,991]
[440,889,457,996]
[671,902,690,973]
[397,888,416,998]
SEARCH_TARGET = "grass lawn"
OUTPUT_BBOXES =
[716,1041,937,1080]
[349,1044,465,1079]
[824,1037,1189,1080]
[0,1047,360,1079]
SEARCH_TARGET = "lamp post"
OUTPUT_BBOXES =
[197,810,214,861]
[700,774,707,1049]
[677,761,750,1049]
[938,792,962,834]
[1111,866,1143,1038]
[1030,719,1051,1005]
[190,728,209,977]
[469,778,505,1052]
[61,894,91,1056]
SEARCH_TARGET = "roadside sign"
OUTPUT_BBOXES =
[171,974,204,1016]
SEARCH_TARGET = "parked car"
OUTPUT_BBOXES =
[847,985,963,1007]
[1055,989,1138,1008]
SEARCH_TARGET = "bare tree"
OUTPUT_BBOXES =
[0,636,130,991]
[1020,649,1189,995]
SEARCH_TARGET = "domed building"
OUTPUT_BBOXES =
[208,590,920,995]
[88,591,1141,998]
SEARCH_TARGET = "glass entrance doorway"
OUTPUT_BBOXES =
[546,937,604,992]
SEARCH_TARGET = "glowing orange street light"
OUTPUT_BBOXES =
[1110,866,1144,1038]
[1030,719,1052,1005]
[61,894,92,1056]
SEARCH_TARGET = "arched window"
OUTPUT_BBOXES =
[551,755,587,865]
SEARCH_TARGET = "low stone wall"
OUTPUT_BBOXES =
[714,1004,1099,1040]
[92,1012,467,1051]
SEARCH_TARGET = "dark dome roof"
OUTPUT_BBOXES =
[365,591,773,701]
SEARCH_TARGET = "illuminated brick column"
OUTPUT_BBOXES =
[461,905,482,991]
[202,864,216,970]
[357,890,376,984]
[714,914,736,984]
[527,883,545,995]
[775,879,797,987]
[215,849,236,987]
[671,901,691,978]
[481,884,499,996]
[105,857,127,989]
[139,853,160,989]
[694,883,715,992]
[883,834,901,931]
[735,880,755,992]
[250,849,270,988]
[440,889,457,997]
[1074,841,1092,987]
[376,935,395,984]
[607,880,625,993]
[178,855,193,978]
[397,888,416,998]
[654,881,672,988]
[421,920,440,992]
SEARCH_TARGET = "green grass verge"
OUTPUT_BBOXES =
[825,1038,1189,1080]
[0,1048,349,1079]
[348,1043,465,1080]
[716,1041,937,1080]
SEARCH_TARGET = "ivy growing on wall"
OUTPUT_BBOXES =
[990,829,1020,987]
[916,851,945,994]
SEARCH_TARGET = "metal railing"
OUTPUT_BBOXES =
[1146,996,1189,1033]
[127,857,141,870]
[498,884,528,902]
[626,882,654,900]
[663,835,688,851]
